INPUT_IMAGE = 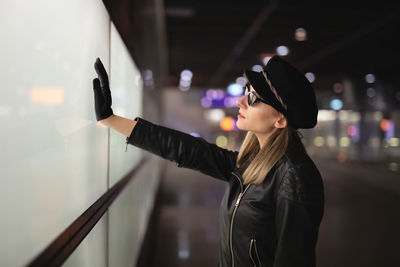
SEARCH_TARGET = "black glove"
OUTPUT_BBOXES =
[93,57,113,121]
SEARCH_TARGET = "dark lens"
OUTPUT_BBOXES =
[248,92,255,106]
[246,88,251,105]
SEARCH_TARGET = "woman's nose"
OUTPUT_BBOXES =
[236,94,247,108]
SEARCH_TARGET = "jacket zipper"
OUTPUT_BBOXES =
[249,239,256,267]
[253,239,262,267]
[230,172,251,267]
[249,239,262,267]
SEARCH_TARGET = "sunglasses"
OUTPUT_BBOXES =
[243,83,269,106]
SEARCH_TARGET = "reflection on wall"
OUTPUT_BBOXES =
[0,1,161,267]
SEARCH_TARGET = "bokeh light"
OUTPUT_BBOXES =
[251,65,263,72]
[380,119,390,131]
[389,138,399,147]
[366,87,376,97]
[326,136,337,148]
[305,72,315,83]
[276,45,289,56]
[389,162,399,171]
[330,99,343,110]
[263,56,272,65]
[220,117,235,131]
[227,83,243,96]
[339,137,350,147]
[235,77,247,87]
[203,109,225,123]
[189,132,200,137]
[201,96,212,108]
[347,125,357,136]
[216,135,228,148]
[333,82,344,93]
[314,136,324,147]
[365,73,375,83]
[295,28,307,41]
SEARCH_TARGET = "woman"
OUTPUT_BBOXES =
[92,55,325,267]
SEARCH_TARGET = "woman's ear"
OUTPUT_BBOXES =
[274,115,287,128]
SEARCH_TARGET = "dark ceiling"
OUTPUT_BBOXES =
[106,0,400,107]
[164,0,400,95]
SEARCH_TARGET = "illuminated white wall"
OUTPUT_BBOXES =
[0,1,158,267]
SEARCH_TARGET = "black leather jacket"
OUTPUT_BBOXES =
[126,117,325,267]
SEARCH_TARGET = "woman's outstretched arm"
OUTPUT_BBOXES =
[99,114,136,137]
[126,116,238,181]
[92,57,237,181]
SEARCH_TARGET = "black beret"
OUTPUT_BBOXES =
[243,55,318,129]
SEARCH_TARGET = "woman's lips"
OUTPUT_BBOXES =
[238,113,245,119]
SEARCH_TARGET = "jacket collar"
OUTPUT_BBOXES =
[233,155,253,180]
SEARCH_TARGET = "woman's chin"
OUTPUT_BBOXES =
[236,121,245,130]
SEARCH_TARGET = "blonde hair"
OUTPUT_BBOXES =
[236,124,304,185]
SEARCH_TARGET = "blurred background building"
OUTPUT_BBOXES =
[1,0,399,266]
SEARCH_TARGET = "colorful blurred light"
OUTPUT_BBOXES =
[235,77,247,87]
[143,69,154,87]
[339,137,350,147]
[216,135,228,148]
[179,79,191,87]
[179,69,192,91]
[337,151,347,163]
[276,45,289,56]
[313,136,324,147]
[227,83,243,96]
[203,109,225,123]
[206,89,218,99]
[295,28,307,41]
[326,136,337,148]
[317,110,336,121]
[263,56,272,65]
[333,82,344,93]
[305,72,315,83]
[389,138,399,147]
[366,87,376,97]
[189,132,200,137]
[365,73,375,83]
[385,120,395,139]
[180,69,193,80]
[380,119,390,131]
[350,112,361,122]
[251,65,263,72]
[220,117,235,131]
[30,87,64,105]
[201,96,212,108]
[338,110,349,121]
[330,99,343,110]
[214,89,225,99]
[227,136,236,148]
[347,125,357,136]
[224,96,241,108]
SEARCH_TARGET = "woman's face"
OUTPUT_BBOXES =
[236,84,286,135]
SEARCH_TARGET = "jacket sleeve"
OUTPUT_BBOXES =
[273,168,324,267]
[126,117,238,181]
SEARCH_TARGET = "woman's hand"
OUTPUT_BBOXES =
[93,57,114,121]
